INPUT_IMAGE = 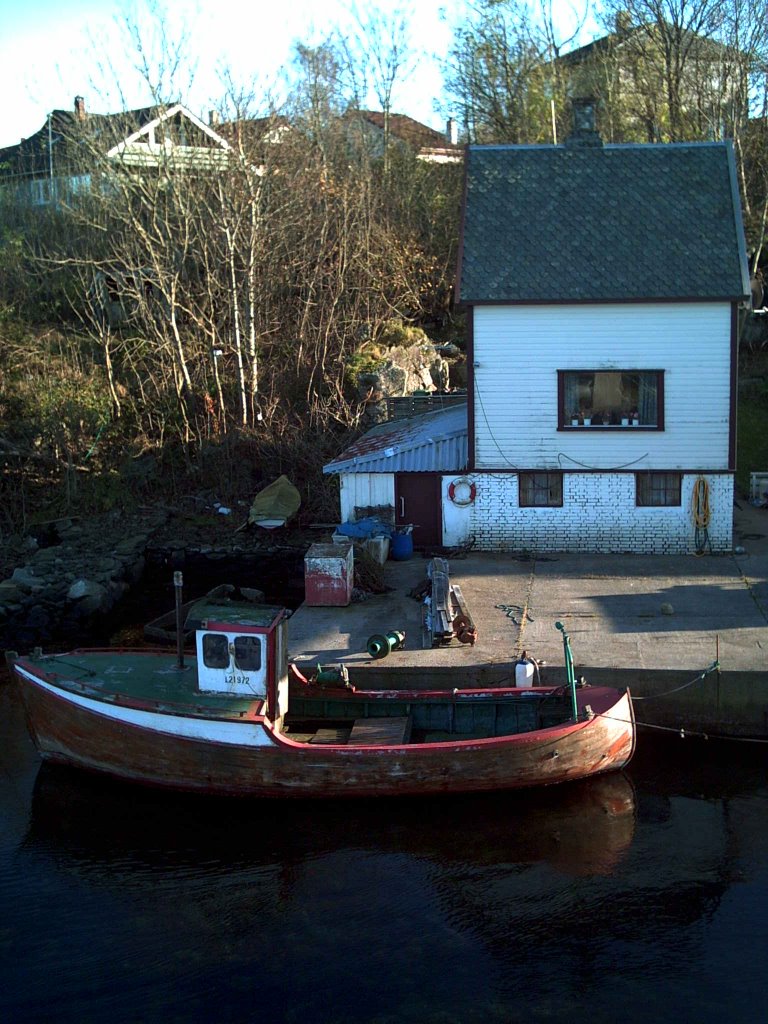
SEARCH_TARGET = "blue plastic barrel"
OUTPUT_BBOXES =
[390,531,414,560]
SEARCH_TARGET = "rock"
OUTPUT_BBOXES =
[24,604,52,633]
[68,578,108,604]
[30,547,64,564]
[11,567,46,592]
[0,580,26,603]
[97,557,121,575]
[660,602,674,615]
[57,525,82,540]
[123,556,146,586]
[114,535,149,556]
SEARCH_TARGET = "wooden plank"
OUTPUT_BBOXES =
[450,583,474,626]
[311,728,351,744]
[348,716,412,746]
[428,557,453,640]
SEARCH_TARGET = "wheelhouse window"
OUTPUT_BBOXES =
[202,633,229,668]
[559,370,663,428]
[636,472,682,507]
[519,472,563,507]
[234,635,262,671]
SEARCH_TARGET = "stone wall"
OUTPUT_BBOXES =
[0,512,163,650]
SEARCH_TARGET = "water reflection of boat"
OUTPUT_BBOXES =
[26,764,636,879]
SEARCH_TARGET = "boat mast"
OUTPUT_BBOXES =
[555,621,579,721]
[174,571,185,669]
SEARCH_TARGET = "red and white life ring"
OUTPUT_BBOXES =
[448,477,477,506]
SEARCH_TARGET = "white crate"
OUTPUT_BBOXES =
[750,472,768,501]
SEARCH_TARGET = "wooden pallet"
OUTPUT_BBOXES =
[348,717,412,746]
[310,728,352,744]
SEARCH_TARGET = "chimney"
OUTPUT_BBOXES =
[565,97,602,149]
[446,117,458,146]
[209,109,220,127]
[74,96,86,120]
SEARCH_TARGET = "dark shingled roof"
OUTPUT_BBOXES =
[457,141,750,304]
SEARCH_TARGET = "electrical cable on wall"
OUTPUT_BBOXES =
[557,452,651,471]
[474,380,520,469]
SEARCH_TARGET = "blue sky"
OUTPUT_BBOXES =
[0,0,592,148]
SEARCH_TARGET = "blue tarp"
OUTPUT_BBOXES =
[335,517,392,539]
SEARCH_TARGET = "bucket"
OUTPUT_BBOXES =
[390,531,414,561]
[515,660,535,688]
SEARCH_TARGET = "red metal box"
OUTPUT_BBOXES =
[304,542,354,607]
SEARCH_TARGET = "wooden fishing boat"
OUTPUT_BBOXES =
[10,599,635,798]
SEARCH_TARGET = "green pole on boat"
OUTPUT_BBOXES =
[555,621,579,721]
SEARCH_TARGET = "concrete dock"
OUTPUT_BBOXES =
[288,502,768,737]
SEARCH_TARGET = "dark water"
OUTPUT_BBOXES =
[1,680,766,1024]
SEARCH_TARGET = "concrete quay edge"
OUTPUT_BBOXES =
[288,504,768,737]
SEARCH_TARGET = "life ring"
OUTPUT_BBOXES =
[448,477,477,506]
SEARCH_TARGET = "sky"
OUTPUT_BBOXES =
[0,0,594,149]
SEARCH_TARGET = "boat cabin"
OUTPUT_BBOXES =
[193,600,289,724]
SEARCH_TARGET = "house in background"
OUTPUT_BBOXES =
[326,100,750,555]
[345,110,463,164]
[0,96,232,206]
[556,14,748,143]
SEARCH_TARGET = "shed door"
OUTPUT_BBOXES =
[395,474,442,549]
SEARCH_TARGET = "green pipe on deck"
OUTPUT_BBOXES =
[555,621,579,722]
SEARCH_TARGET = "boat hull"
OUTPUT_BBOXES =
[15,666,635,798]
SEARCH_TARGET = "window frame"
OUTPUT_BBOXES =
[234,635,262,672]
[519,471,564,508]
[635,472,682,507]
[202,632,230,669]
[558,369,665,430]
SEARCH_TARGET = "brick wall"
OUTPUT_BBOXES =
[467,473,733,554]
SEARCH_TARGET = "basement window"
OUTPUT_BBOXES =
[519,472,563,507]
[559,370,663,428]
[636,472,682,507]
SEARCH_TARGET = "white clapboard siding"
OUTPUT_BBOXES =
[473,304,732,470]
[339,474,394,523]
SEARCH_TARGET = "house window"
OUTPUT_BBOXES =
[559,370,663,428]
[519,472,563,507]
[636,472,682,507]
[28,178,52,206]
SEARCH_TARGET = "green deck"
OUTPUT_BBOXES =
[29,650,258,718]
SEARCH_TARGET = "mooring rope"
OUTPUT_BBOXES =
[595,712,768,744]
[631,661,720,700]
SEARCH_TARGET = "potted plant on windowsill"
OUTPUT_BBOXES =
[570,410,580,426]
[630,409,639,426]
[621,410,630,426]
[580,408,591,426]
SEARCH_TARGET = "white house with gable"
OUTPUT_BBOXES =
[328,100,750,554]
